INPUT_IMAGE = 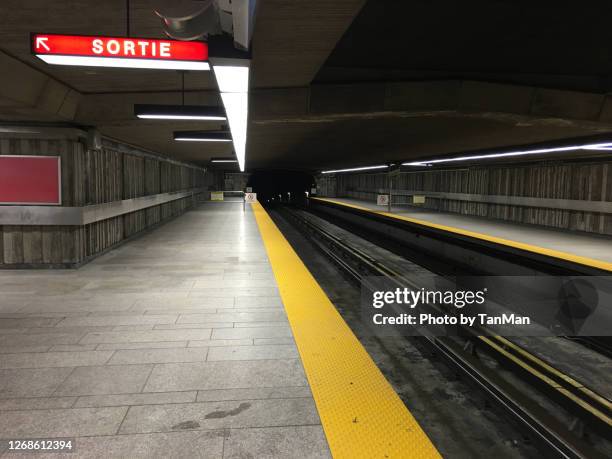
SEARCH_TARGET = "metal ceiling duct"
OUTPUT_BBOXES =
[154,0,221,41]
[153,0,255,50]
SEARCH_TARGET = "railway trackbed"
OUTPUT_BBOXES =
[279,205,612,459]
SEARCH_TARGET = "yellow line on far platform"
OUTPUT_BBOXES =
[312,197,612,272]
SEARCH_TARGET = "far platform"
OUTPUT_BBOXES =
[311,197,612,271]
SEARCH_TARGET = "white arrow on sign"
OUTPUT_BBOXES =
[36,37,50,51]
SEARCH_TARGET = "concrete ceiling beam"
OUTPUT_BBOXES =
[251,0,368,88]
[250,80,612,129]
[0,51,80,121]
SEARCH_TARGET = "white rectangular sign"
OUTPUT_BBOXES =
[377,194,389,206]
[245,192,257,203]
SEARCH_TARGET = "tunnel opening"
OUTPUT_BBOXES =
[247,170,315,205]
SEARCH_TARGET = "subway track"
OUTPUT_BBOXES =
[275,204,612,459]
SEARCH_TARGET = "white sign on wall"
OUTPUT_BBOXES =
[310,188,317,195]
[245,187,252,193]
[377,194,389,206]
[245,192,257,203]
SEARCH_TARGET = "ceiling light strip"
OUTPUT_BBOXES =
[134,105,226,121]
[220,91,248,171]
[402,142,612,166]
[321,165,389,174]
[36,54,210,71]
[175,138,232,142]
[137,114,225,121]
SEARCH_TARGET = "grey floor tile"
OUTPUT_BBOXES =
[0,345,51,354]
[108,348,209,365]
[54,364,153,396]
[8,431,226,458]
[153,323,233,330]
[111,325,154,332]
[25,326,115,335]
[0,396,76,411]
[178,312,287,324]
[0,317,61,329]
[188,339,253,348]
[96,341,188,351]
[0,367,74,398]
[133,297,234,309]
[254,338,295,346]
[231,307,285,313]
[0,406,127,438]
[0,333,83,347]
[196,387,312,402]
[211,327,293,340]
[49,344,98,352]
[207,345,298,362]
[192,280,276,289]
[144,360,307,392]
[0,351,113,369]
[223,426,331,459]
[119,398,320,434]
[234,297,283,307]
[190,288,279,298]
[74,391,197,408]
[80,329,212,344]
[234,322,290,328]
[57,315,178,327]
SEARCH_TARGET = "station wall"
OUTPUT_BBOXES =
[317,160,612,235]
[0,136,206,268]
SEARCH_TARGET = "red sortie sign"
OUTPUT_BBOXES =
[32,33,208,61]
[0,156,61,205]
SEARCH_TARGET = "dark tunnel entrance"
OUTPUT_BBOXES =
[247,170,315,205]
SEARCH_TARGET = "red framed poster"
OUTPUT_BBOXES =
[0,156,62,205]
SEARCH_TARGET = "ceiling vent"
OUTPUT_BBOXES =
[154,0,255,50]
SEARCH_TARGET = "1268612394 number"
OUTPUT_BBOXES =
[5,438,75,452]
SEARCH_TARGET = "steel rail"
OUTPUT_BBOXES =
[280,206,608,459]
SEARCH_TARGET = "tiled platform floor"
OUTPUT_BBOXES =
[0,203,330,458]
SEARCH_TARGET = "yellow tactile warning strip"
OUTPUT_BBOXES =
[251,201,441,459]
[312,197,612,272]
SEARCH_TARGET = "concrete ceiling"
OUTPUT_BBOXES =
[316,0,612,93]
[1,0,612,171]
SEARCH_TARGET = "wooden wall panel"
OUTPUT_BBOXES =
[329,161,612,235]
[1,136,205,267]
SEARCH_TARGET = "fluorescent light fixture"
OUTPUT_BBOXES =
[134,104,225,121]
[210,50,250,172]
[321,165,389,174]
[0,126,40,134]
[211,159,238,163]
[212,66,249,92]
[220,92,248,171]
[174,131,232,142]
[175,137,232,142]
[138,115,224,120]
[402,142,612,166]
[581,144,612,151]
[35,54,210,71]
